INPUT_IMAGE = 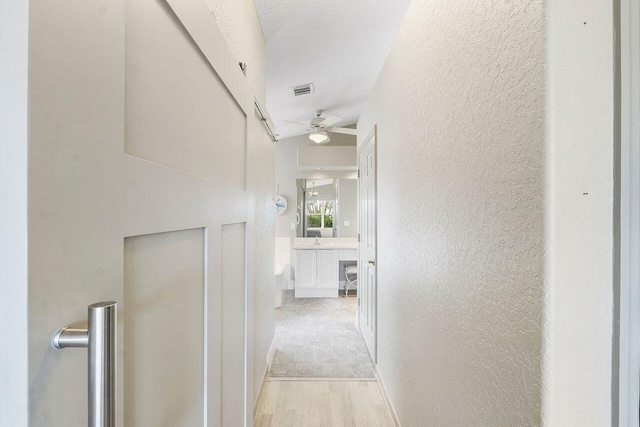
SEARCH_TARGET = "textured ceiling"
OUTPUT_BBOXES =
[253,0,412,138]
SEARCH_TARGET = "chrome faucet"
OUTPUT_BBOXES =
[313,236,320,245]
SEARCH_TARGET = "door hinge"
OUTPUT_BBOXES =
[357,233,360,242]
[357,169,360,179]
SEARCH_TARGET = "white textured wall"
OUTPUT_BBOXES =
[542,1,615,425]
[358,0,544,424]
[206,0,276,405]
[338,179,357,238]
[297,146,357,170]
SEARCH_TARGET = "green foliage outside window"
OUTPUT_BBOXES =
[306,200,334,229]
[308,214,322,228]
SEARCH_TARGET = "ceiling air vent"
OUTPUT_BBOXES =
[292,83,314,97]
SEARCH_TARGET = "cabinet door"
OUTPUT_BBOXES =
[295,250,316,288]
[316,250,338,288]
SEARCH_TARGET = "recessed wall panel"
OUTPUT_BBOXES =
[125,0,246,189]
[221,223,246,426]
[124,229,205,426]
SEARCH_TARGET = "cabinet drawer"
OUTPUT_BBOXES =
[339,249,357,261]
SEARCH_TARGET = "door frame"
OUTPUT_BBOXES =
[357,125,378,363]
[616,0,639,424]
[0,0,29,424]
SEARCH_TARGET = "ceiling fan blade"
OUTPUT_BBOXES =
[281,129,312,138]
[281,120,309,126]
[329,127,357,136]
[319,115,342,127]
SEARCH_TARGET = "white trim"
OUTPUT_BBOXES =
[252,367,268,420]
[618,0,640,424]
[267,336,276,366]
[244,223,249,427]
[203,228,209,424]
[0,0,29,423]
[375,370,401,427]
[253,337,276,419]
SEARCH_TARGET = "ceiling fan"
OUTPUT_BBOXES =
[282,110,357,143]
[307,182,319,197]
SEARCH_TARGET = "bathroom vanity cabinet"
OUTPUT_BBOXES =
[295,249,338,297]
[293,239,358,298]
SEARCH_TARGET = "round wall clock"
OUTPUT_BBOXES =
[274,194,287,215]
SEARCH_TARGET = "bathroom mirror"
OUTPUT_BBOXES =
[296,178,357,238]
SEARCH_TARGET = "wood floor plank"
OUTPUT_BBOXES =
[254,380,394,427]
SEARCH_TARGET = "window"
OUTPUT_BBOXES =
[306,200,333,229]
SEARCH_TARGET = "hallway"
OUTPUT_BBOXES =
[258,292,394,425]
[254,380,394,427]
[269,291,374,379]
[1,0,623,424]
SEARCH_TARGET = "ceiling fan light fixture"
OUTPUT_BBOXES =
[308,182,319,197]
[309,130,330,144]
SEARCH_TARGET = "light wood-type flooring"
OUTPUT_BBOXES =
[254,379,395,427]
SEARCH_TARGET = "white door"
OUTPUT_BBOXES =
[316,250,338,288]
[358,127,377,362]
[2,0,267,425]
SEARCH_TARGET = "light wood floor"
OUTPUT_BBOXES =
[254,379,395,427]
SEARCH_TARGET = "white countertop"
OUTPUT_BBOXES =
[293,238,357,250]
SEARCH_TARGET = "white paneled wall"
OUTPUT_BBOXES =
[124,229,205,426]
[221,223,247,426]
[125,0,247,187]
[4,0,275,424]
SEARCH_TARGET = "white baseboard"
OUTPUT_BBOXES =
[254,337,276,419]
[267,336,276,365]
[253,367,268,419]
[375,369,401,427]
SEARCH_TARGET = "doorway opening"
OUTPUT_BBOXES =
[271,134,375,379]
